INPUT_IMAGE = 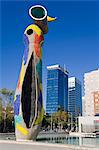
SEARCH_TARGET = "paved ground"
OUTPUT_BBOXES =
[0,140,98,150]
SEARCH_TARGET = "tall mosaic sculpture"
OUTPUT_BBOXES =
[14,5,56,140]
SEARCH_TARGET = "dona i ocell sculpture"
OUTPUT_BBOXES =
[14,5,56,140]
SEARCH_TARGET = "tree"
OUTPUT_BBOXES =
[41,113,52,131]
[0,97,3,132]
[52,109,69,130]
[0,88,14,96]
[0,88,15,132]
[41,110,69,131]
[0,88,14,106]
[0,97,3,121]
[6,102,14,132]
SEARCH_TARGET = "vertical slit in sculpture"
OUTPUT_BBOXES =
[21,53,36,128]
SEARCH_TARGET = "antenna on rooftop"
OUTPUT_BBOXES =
[64,64,66,72]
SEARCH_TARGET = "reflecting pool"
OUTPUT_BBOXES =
[0,133,99,148]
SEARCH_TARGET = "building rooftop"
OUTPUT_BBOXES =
[84,68,99,76]
[47,64,69,75]
[68,77,81,84]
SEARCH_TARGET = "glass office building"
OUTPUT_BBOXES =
[68,77,82,118]
[46,65,68,115]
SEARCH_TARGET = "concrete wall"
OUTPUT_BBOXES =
[78,116,99,133]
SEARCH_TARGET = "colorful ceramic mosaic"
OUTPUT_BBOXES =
[14,5,56,140]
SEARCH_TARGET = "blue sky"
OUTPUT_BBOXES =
[0,0,99,105]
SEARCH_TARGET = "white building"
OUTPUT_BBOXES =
[84,69,99,116]
[78,116,99,133]
[82,96,85,116]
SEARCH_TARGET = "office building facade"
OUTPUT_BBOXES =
[46,64,68,115]
[84,69,99,116]
[68,77,82,118]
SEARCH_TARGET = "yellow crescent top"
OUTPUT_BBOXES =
[25,24,42,36]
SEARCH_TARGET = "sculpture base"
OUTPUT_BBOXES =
[15,124,41,141]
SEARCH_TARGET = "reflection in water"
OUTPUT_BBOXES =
[0,133,99,148]
[37,136,99,148]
